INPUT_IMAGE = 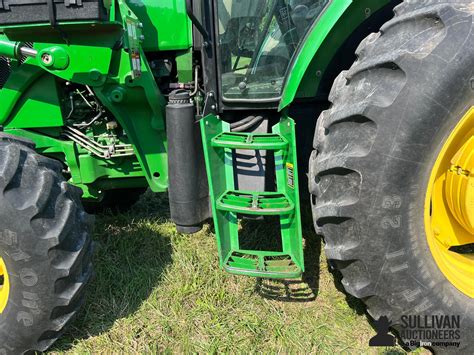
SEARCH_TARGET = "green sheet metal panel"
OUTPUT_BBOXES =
[126,0,192,51]
[6,75,64,128]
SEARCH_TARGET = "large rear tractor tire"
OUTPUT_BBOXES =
[0,134,94,353]
[310,1,473,351]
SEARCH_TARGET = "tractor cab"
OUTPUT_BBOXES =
[216,0,328,101]
[195,0,329,106]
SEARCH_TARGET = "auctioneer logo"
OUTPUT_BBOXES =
[369,314,462,348]
[400,314,461,348]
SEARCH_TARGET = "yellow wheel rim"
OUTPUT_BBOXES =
[0,256,9,313]
[425,107,474,298]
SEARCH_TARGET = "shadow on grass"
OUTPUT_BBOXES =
[254,231,321,303]
[48,188,409,352]
[243,200,365,317]
[51,192,173,352]
[236,202,322,303]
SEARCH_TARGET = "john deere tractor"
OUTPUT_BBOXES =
[0,0,472,352]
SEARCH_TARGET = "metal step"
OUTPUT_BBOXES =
[200,114,304,279]
[216,190,294,215]
[224,250,302,279]
[211,132,288,150]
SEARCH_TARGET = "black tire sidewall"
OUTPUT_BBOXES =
[310,3,474,351]
[342,22,473,352]
[0,139,93,353]
[0,228,55,352]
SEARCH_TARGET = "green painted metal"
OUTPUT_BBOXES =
[0,26,120,86]
[0,0,174,196]
[6,127,147,199]
[175,50,193,83]
[0,49,45,126]
[279,0,392,110]
[6,75,64,129]
[217,191,294,216]
[0,0,395,199]
[0,0,400,281]
[38,47,70,71]
[211,132,288,150]
[0,0,191,52]
[126,0,192,52]
[201,114,304,279]
[0,40,20,58]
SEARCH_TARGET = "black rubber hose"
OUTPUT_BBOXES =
[230,115,256,129]
[232,115,264,132]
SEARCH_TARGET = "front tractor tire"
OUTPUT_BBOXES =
[0,134,93,353]
[310,0,473,351]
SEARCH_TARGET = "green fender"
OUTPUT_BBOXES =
[279,0,394,111]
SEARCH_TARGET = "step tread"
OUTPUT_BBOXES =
[211,132,288,150]
[224,250,302,279]
[216,190,294,215]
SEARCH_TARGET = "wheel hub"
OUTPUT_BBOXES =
[425,107,474,298]
[0,257,9,313]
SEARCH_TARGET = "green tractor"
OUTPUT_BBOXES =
[0,0,472,352]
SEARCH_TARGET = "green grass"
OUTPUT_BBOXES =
[51,191,421,354]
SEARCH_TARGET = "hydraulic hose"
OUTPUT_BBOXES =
[231,115,264,132]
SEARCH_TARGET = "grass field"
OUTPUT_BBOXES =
[51,191,421,354]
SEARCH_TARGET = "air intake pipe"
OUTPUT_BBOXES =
[166,90,211,234]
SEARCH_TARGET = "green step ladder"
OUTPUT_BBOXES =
[200,114,304,279]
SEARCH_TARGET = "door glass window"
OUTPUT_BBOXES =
[217,0,329,100]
